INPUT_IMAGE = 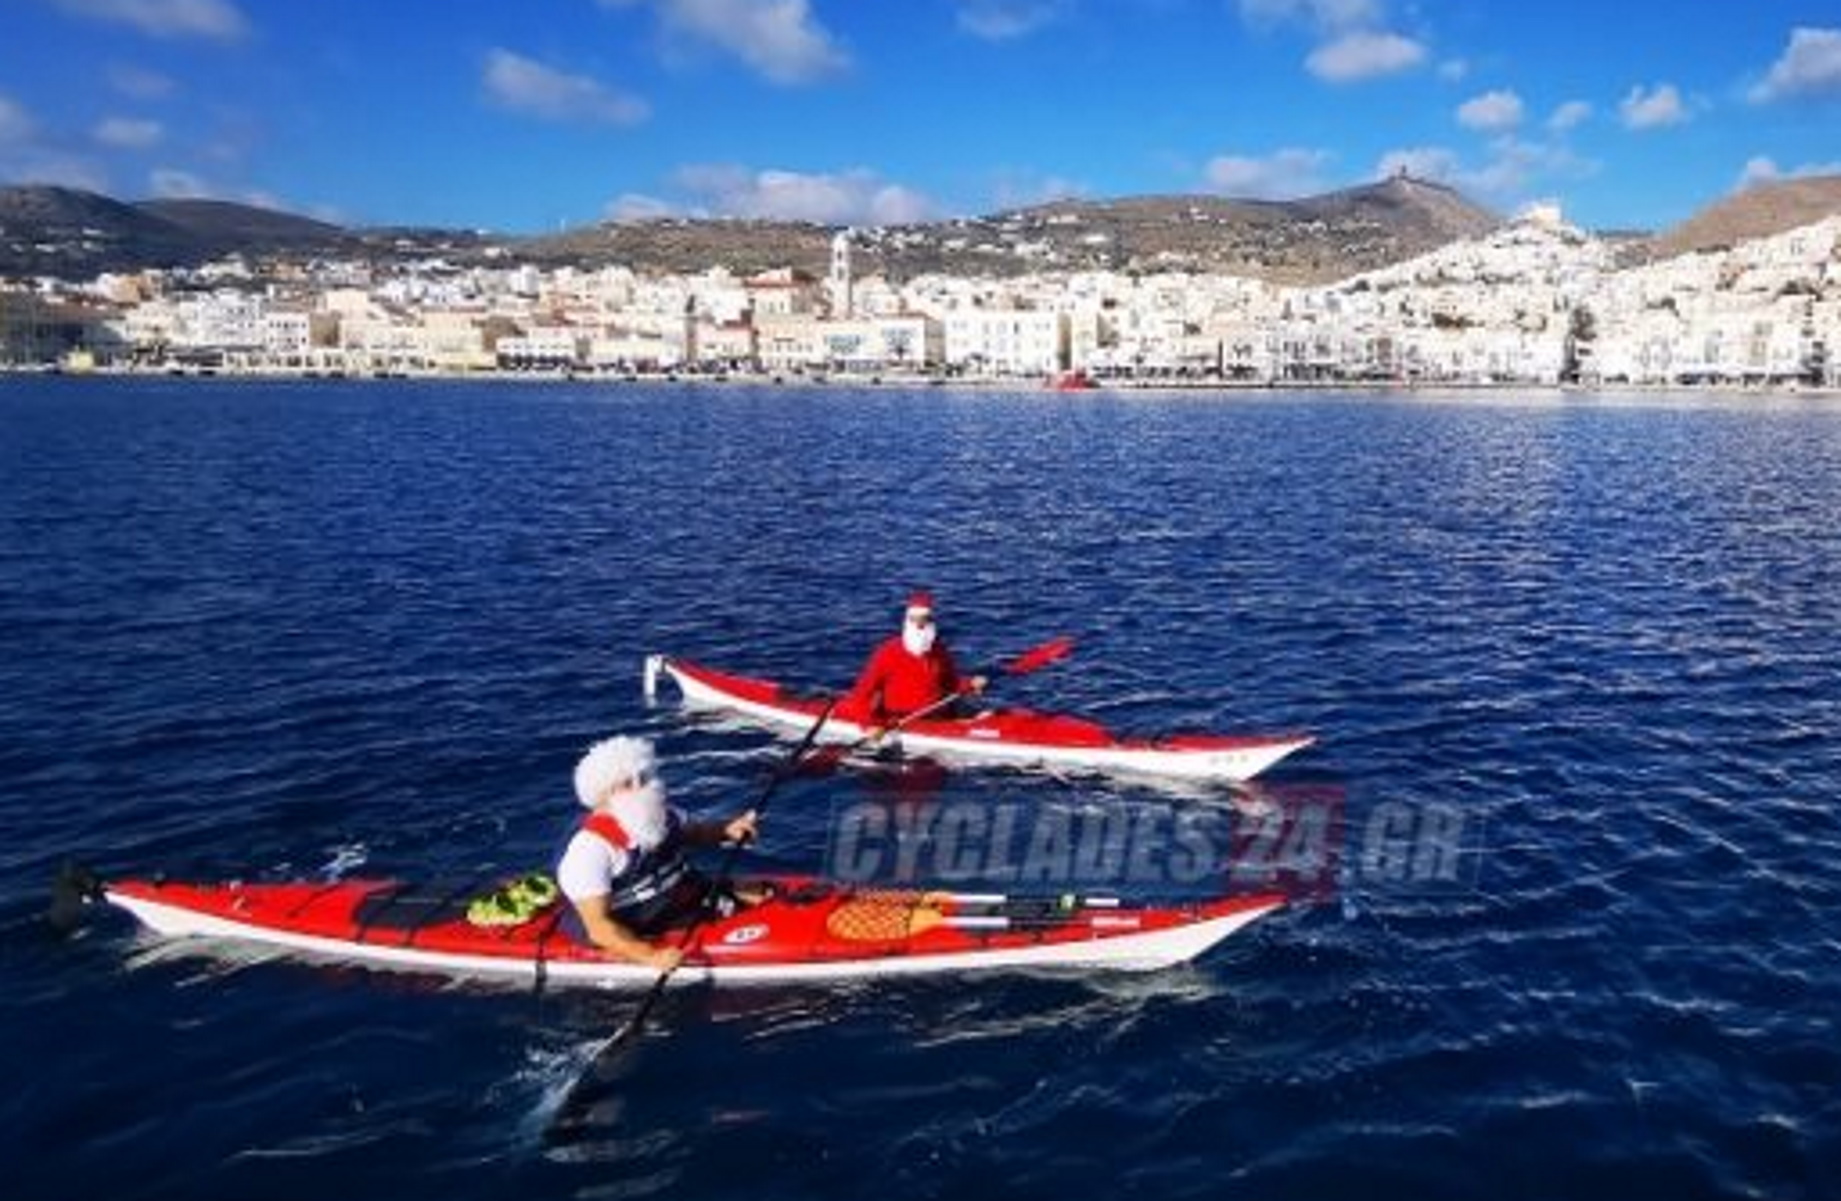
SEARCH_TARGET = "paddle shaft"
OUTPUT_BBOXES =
[590,697,840,1049]
[544,699,842,1141]
[830,634,1075,759]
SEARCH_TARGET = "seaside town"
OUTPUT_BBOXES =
[3,202,1837,390]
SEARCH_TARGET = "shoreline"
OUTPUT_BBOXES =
[6,361,1839,400]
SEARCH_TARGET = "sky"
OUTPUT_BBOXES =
[1,0,1838,236]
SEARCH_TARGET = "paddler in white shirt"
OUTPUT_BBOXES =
[555,735,763,969]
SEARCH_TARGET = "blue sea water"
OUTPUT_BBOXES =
[1,376,1837,1200]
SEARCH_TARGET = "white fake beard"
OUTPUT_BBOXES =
[902,623,936,656]
[608,781,669,850]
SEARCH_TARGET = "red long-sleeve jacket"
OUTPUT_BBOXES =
[839,635,966,724]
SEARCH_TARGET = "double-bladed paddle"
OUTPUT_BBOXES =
[545,634,1072,1139]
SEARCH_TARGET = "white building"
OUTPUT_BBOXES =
[29,196,1841,388]
[498,322,584,369]
[942,308,1067,376]
[1589,216,1839,384]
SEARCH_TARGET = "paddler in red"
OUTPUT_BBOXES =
[840,591,987,736]
[555,735,762,969]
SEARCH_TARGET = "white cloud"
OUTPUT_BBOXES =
[1619,83,1687,130]
[108,64,177,100]
[1203,147,1331,198]
[1236,1,1425,86]
[954,0,1064,41]
[94,116,164,149]
[1,151,110,192]
[1238,0,1381,34]
[667,164,938,224]
[1307,31,1426,82]
[1748,27,1841,103]
[0,92,115,192]
[1437,58,1469,82]
[608,0,850,85]
[140,167,286,208]
[606,193,677,222]
[483,50,650,125]
[1737,157,1776,189]
[1547,100,1591,132]
[1736,156,1841,190]
[1458,137,1560,197]
[52,0,247,41]
[989,171,1087,210]
[0,93,37,144]
[1457,89,1523,132]
[150,167,209,197]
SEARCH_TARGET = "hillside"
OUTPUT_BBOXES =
[515,174,1501,285]
[0,175,1504,285]
[1635,174,1841,263]
[984,174,1498,284]
[136,198,352,256]
[513,217,834,278]
[0,187,510,279]
[17,174,1837,287]
[0,186,203,277]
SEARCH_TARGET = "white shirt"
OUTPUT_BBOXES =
[556,805,686,904]
[556,828,634,904]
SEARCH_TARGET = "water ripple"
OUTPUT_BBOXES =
[3,380,1840,1200]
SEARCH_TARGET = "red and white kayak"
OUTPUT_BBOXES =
[103,875,1283,988]
[647,655,1314,783]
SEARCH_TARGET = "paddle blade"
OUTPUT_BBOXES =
[544,1021,642,1145]
[1001,636,1074,676]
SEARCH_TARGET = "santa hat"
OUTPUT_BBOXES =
[573,735,657,809]
[905,591,934,619]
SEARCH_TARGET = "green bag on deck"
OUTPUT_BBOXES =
[466,872,560,927]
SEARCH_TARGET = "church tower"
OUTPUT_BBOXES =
[828,229,853,318]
